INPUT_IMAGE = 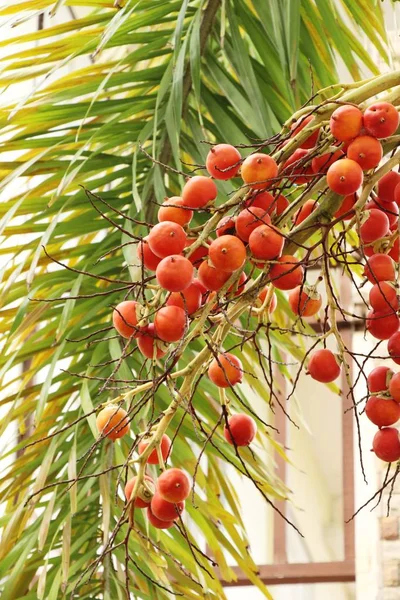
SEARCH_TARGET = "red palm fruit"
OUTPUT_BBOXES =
[307,349,341,383]
[378,171,400,204]
[154,306,187,343]
[372,427,400,462]
[395,183,400,207]
[208,352,243,387]
[289,285,322,317]
[224,413,257,446]
[329,105,363,141]
[96,405,129,441]
[192,277,207,298]
[150,493,184,521]
[113,300,142,339]
[326,158,363,195]
[334,194,357,220]
[228,271,247,296]
[269,255,304,290]
[157,468,191,503]
[125,475,154,508]
[365,199,399,229]
[197,260,231,291]
[389,373,400,402]
[359,209,389,244]
[366,310,400,340]
[185,238,209,266]
[182,176,218,208]
[137,324,168,359]
[235,206,271,242]
[148,221,187,258]
[369,282,398,312]
[364,102,399,138]
[206,144,241,180]
[282,148,313,184]
[365,396,400,428]
[248,224,284,261]
[156,255,194,292]
[137,238,162,271]
[147,506,175,529]
[257,286,278,313]
[346,135,383,170]
[311,149,344,174]
[241,153,278,189]
[158,197,193,227]
[166,283,202,315]
[293,199,318,225]
[246,191,289,216]
[368,366,393,393]
[388,331,400,366]
[290,115,319,149]
[389,238,400,261]
[138,434,172,465]
[217,216,236,237]
[364,254,396,283]
[209,235,247,272]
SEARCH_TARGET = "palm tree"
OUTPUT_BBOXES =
[0,1,392,598]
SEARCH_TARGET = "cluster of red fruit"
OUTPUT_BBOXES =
[94,97,400,518]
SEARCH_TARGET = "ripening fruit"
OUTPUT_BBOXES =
[241,153,278,189]
[156,255,194,292]
[365,396,400,428]
[158,197,193,227]
[364,102,400,138]
[378,171,400,204]
[166,283,202,315]
[282,148,313,184]
[269,255,304,290]
[247,191,289,216]
[191,277,207,299]
[137,238,162,271]
[96,405,129,441]
[311,149,344,174]
[248,225,284,262]
[137,324,168,359]
[228,271,247,296]
[369,282,398,312]
[346,136,383,170]
[372,427,400,462]
[209,235,247,272]
[147,507,175,529]
[307,349,341,383]
[257,286,278,313]
[289,285,322,317]
[197,260,231,291]
[138,433,172,465]
[293,199,318,225]
[217,216,236,237]
[389,238,400,261]
[334,194,357,220]
[366,309,400,340]
[364,254,396,283]
[113,300,142,339]
[326,158,363,195]
[182,176,218,208]
[389,372,400,402]
[395,183,400,208]
[157,468,191,503]
[125,475,154,508]
[235,207,271,242]
[368,366,393,393]
[206,144,241,180]
[329,105,363,141]
[154,306,187,342]
[208,352,243,388]
[148,221,187,258]
[365,199,399,229]
[359,209,389,244]
[224,413,257,447]
[290,115,319,149]
[185,238,209,265]
[388,331,400,366]
[150,493,184,521]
